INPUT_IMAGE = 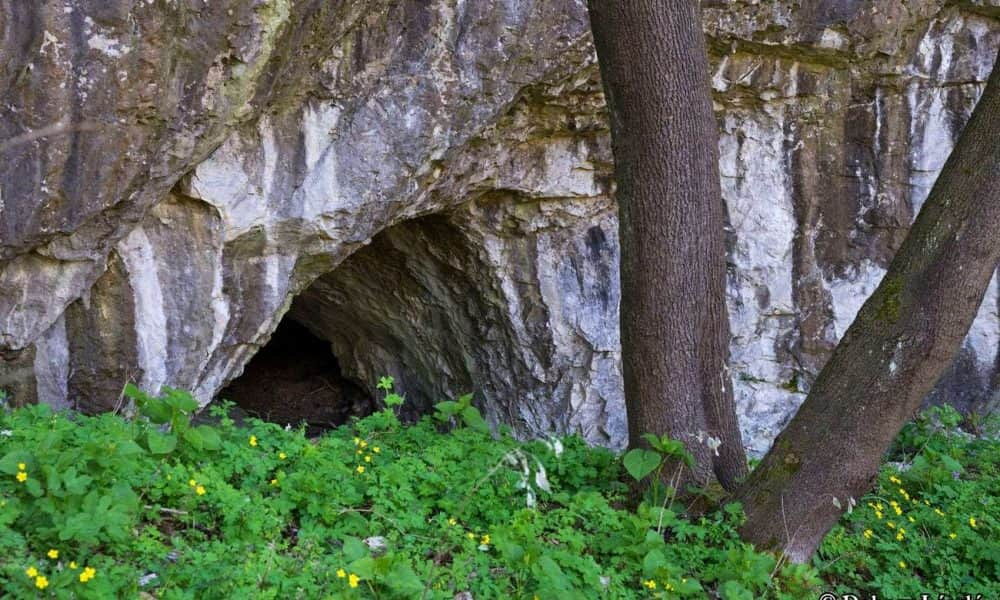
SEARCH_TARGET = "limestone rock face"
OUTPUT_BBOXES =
[1,1,997,453]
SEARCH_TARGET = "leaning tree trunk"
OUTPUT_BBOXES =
[588,0,748,492]
[737,52,1000,562]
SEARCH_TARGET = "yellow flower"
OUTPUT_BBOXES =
[249,435,258,447]
[196,485,206,496]
[875,502,884,511]
[188,479,197,487]
[35,576,49,590]
[889,475,901,485]
[934,508,945,517]
[17,462,25,470]
[643,579,657,589]
[898,561,906,569]
[907,515,915,523]
[875,510,883,520]
[359,440,368,449]
[373,446,381,453]
[364,455,372,463]
[69,562,78,570]
[948,532,957,539]
[467,532,475,539]
[886,521,895,529]
[47,549,58,559]
[353,437,361,445]
[25,566,38,577]
[448,517,457,526]
[80,566,96,583]
[348,573,360,588]
[896,532,904,541]
[356,449,363,455]
[270,479,278,486]
[894,506,903,516]
[278,452,287,460]
[863,529,873,539]
[16,471,27,482]
[481,534,491,545]
[969,517,977,528]
[337,568,346,578]
[356,465,365,474]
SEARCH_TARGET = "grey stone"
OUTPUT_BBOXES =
[0,1,997,455]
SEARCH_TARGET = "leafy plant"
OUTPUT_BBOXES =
[433,392,490,433]
[0,388,993,599]
[816,406,999,598]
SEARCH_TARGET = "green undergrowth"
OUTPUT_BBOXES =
[0,384,996,599]
[817,406,999,598]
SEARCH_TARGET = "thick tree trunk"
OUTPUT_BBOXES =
[737,53,1000,562]
[588,0,748,491]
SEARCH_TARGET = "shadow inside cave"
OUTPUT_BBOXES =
[215,318,375,436]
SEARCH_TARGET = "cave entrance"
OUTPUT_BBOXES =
[217,318,374,436]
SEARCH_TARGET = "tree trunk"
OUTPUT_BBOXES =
[737,52,1000,562]
[588,0,748,492]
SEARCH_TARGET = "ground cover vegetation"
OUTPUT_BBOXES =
[0,382,996,599]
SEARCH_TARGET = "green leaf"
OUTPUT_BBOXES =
[348,556,376,579]
[433,401,460,421]
[343,536,367,561]
[122,382,152,404]
[163,387,199,413]
[139,399,172,424]
[146,431,177,455]
[623,449,662,481]
[718,580,754,600]
[0,451,30,474]
[182,426,206,450]
[385,560,423,595]
[24,477,43,498]
[384,393,404,407]
[377,376,394,391]
[194,425,221,450]
[460,405,490,433]
[642,549,668,575]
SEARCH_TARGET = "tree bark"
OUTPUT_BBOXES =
[737,52,1000,562]
[588,0,748,492]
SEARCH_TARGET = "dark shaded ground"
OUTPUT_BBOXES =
[216,319,374,436]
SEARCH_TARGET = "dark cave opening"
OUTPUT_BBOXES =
[217,318,375,436]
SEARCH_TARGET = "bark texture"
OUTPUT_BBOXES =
[737,52,1000,562]
[588,0,748,489]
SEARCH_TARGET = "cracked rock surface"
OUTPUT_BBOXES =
[1,1,997,453]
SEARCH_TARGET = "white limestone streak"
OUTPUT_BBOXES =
[827,260,887,339]
[719,111,799,455]
[192,250,231,403]
[117,227,168,395]
[33,312,71,409]
[966,272,1000,375]
[299,103,344,221]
